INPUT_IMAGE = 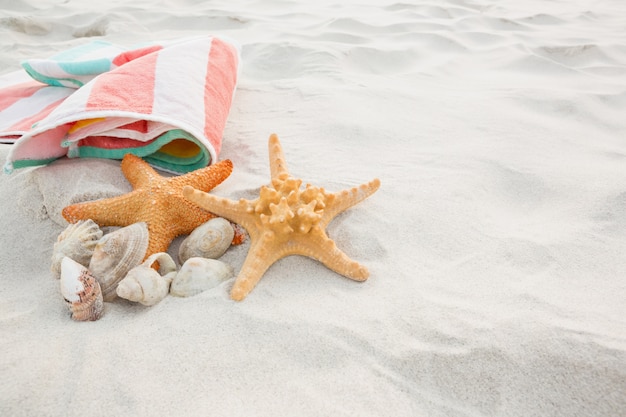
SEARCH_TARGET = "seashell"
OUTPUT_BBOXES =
[60,256,104,321]
[116,252,177,306]
[89,222,149,302]
[178,217,234,264]
[51,219,103,278]
[170,257,233,297]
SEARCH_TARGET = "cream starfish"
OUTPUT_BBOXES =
[183,133,380,301]
[62,153,239,261]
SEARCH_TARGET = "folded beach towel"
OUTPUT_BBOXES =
[1,35,240,174]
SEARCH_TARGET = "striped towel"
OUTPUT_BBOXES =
[1,36,240,174]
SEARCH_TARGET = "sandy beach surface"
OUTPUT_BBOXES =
[1,0,625,416]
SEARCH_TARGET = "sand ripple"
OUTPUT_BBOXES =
[1,0,625,416]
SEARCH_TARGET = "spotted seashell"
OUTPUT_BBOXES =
[89,222,149,302]
[170,257,233,297]
[116,252,177,306]
[60,257,104,321]
[178,217,234,264]
[51,219,103,278]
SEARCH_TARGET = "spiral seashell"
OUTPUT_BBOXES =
[116,252,177,306]
[89,222,149,302]
[60,256,104,321]
[51,219,103,278]
[170,257,234,297]
[178,217,234,264]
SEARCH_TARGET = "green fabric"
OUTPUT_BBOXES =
[70,129,211,173]
[5,157,60,172]
[21,62,84,88]
[58,58,112,76]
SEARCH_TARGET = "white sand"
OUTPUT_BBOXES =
[1,0,626,416]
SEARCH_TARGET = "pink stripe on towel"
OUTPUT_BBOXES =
[80,135,157,149]
[203,38,239,155]
[0,82,44,112]
[86,50,158,113]
[5,98,67,132]
[112,45,163,67]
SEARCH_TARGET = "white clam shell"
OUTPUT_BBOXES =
[178,217,234,264]
[89,222,149,302]
[170,257,233,297]
[51,220,103,278]
[116,252,177,306]
[60,257,104,321]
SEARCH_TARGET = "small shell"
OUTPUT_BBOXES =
[178,217,234,264]
[51,220,103,278]
[116,252,177,306]
[89,222,149,302]
[170,257,233,297]
[60,257,104,321]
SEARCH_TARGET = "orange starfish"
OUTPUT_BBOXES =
[183,133,380,301]
[62,154,239,261]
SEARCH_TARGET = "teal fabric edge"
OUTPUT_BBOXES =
[58,58,112,76]
[74,129,211,173]
[144,153,209,173]
[6,156,60,172]
[21,62,83,88]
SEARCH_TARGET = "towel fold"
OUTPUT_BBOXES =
[1,35,240,174]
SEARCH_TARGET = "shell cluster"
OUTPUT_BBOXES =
[60,257,104,321]
[171,257,233,297]
[54,217,235,321]
[51,220,103,278]
[89,222,149,302]
[178,217,234,264]
[117,252,177,306]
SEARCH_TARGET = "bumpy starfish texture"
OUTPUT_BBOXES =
[62,154,239,261]
[183,133,380,301]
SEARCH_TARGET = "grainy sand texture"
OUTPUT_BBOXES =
[1,1,625,416]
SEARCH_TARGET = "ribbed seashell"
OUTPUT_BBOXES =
[89,222,149,302]
[178,217,234,264]
[116,252,177,306]
[60,256,104,321]
[51,220,103,278]
[170,257,234,297]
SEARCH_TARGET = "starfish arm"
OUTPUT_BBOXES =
[60,154,239,263]
[169,159,233,192]
[268,133,290,181]
[145,229,174,261]
[319,178,381,229]
[62,192,140,226]
[291,229,370,281]
[120,154,162,188]
[230,235,283,301]
[183,186,257,232]
[182,134,378,300]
